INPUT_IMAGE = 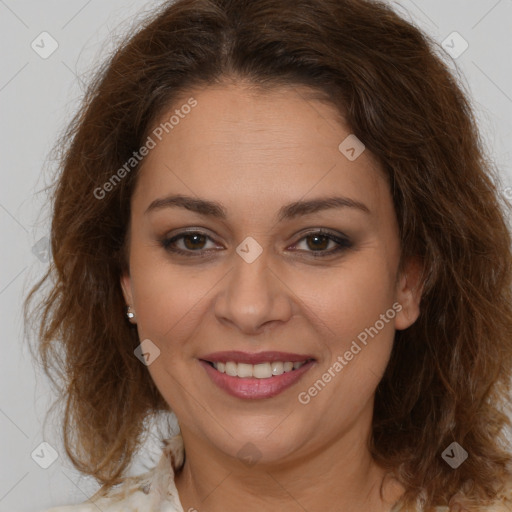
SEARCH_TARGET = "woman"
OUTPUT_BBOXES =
[26,0,512,510]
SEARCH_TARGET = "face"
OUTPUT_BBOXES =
[121,83,422,466]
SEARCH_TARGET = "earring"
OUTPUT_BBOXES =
[126,306,136,323]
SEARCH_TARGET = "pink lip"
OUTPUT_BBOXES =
[200,350,315,365]
[199,358,316,400]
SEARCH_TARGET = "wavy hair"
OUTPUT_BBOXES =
[25,0,512,510]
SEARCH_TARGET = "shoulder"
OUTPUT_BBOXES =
[41,471,156,512]
[41,434,185,512]
[391,475,512,512]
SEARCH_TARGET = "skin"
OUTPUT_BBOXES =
[121,82,423,512]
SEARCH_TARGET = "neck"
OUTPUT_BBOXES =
[174,413,404,512]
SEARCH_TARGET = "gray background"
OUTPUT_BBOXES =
[1,0,511,510]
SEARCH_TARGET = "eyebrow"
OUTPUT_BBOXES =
[145,194,370,220]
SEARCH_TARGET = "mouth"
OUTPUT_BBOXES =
[199,351,316,399]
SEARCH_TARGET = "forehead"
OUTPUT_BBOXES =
[132,83,388,219]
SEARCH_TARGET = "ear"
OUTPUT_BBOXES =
[120,272,134,306]
[394,256,424,330]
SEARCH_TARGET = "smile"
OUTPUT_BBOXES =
[199,351,316,399]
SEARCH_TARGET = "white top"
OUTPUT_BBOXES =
[42,434,512,512]
[44,435,185,512]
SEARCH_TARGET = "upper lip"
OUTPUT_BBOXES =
[200,351,315,365]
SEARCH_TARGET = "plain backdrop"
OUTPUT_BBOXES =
[1,0,511,510]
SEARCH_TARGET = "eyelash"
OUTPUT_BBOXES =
[159,229,353,258]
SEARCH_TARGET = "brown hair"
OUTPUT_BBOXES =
[25,0,512,510]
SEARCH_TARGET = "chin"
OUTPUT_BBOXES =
[206,419,309,463]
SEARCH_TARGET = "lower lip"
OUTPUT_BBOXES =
[199,360,315,399]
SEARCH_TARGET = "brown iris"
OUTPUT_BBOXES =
[183,233,208,250]
[305,234,330,251]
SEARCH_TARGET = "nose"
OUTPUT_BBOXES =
[214,245,294,335]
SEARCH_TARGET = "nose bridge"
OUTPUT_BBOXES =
[214,240,292,333]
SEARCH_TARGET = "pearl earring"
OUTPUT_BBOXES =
[126,306,136,322]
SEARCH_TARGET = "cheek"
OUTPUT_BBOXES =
[129,262,214,401]
[288,250,398,344]
[133,269,215,340]
[293,263,398,425]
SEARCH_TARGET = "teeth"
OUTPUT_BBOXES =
[271,361,284,375]
[237,363,253,378]
[253,362,271,378]
[211,360,308,379]
[225,362,237,376]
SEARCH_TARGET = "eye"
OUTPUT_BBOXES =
[160,231,220,257]
[290,230,352,257]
